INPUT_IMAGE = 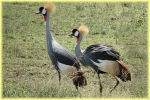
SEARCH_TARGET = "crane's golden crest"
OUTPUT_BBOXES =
[44,3,56,13]
[78,25,89,35]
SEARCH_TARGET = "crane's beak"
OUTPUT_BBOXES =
[36,11,41,14]
[68,33,73,37]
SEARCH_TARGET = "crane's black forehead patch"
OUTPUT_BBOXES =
[72,29,78,34]
[39,7,44,12]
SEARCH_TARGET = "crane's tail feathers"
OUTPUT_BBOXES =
[72,71,87,87]
[116,60,131,82]
[78,25,89,35]
[116,60,129,70]
[44,3,56,13]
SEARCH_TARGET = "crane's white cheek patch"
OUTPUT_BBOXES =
[91,60,120,76]
[42,8,46,14]
[57,62,77,78]
[74,31,79,36]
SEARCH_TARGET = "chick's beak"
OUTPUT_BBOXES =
[68,33,73,37]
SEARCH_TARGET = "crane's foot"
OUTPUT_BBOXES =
[99,87,102,96]
[77,91,81,98]
[75,86,81,97]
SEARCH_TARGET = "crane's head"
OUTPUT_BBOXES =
[36,3,55,21]
[69,29,80,37]
[36,7,47,21]
[69,25,89,42]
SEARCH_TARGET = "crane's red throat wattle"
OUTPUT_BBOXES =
[44,16,47,21]
[76,38,79,42]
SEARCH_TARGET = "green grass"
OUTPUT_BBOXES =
[2,2,148,98]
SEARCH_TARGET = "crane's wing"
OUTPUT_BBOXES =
[83,44,120,62]
[53,40,80,69]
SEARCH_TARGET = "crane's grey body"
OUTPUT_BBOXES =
[74,33,122,95]
[36,5,87,92]
[45,13,80,77]
[75,34,120,73]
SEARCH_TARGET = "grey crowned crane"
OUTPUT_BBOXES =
[69,25,131,95]
[36,3,87,91]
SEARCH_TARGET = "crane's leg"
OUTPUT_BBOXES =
[57,71,61,85]
[97,73,102,96]
[75,85,81,97]
[75,85,78,91]
[109,77,119,93]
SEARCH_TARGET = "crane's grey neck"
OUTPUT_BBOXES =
[46,13,53,40]
[46,12,54,56]
[75,34,83,59]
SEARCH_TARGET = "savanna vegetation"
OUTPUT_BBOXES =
[2,2,148,98]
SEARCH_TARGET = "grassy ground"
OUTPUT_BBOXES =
[2,2,148,98]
